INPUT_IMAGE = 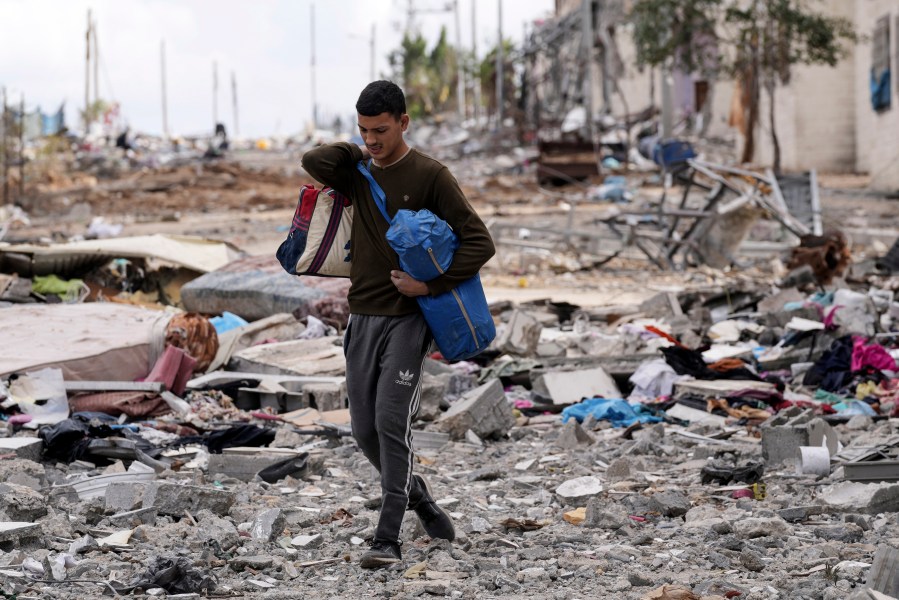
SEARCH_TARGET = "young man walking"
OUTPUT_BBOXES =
[301,81,495,569]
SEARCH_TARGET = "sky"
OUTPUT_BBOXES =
[0,0,554,139]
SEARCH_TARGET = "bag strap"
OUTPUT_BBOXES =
[356,160,392,224]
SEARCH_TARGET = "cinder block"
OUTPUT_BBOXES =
[761,414,837,465]
[0,522,41,549]
[496,309,542,356]
[437,379,514,440]
[104,482,146,513]
[208,448,307,482]
[141,482,236,517]
[0,438,43,463]
[302,381,348,412]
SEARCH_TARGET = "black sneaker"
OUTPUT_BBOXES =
[360,540,402,569]
[410,474,456,542]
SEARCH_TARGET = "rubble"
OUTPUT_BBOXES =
[436,379,515,440]
[1,104,898,600]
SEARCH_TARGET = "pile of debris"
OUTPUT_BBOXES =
[1,132,899,597]
[1,246,898,597]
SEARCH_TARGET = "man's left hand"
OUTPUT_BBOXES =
[391,270,428,297]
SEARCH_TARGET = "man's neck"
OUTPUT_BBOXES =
[373,144,411,169]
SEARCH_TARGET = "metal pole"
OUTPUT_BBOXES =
[370,23,376,81]
[93,16,99,105]
[161,40,169,137]
[212,60,218,128]
[472,1,480,125]
[85,9,91,132]
[311,3,317,128]
[496,0,503,128]
[18,95,24,203]
[2,87,7,205]
[454,0,465,121]
[231,71,239,137]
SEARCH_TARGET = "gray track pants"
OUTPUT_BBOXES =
[343,312,431,543]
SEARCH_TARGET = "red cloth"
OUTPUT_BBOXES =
[139,345,197,396]
[69,391,169,418]
[851,337,898,372]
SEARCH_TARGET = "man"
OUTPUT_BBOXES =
[302,81,495,569]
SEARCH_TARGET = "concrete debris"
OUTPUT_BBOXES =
[141,481,236,516]
[437,379,515,440]
[1,131,899,598]
[533,366,621,405]
[0,437,43,462]
[555,476,603,504]
[495,308,543,356]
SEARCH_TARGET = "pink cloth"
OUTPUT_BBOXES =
[851,337,898,372]
[139,345,197,396]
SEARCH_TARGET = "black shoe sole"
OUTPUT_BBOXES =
[360,555,400,569]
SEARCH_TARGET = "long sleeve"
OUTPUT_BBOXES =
[300,142,364,196]
[425,167,495,297]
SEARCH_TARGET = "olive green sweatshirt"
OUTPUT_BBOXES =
[301,142,495,316]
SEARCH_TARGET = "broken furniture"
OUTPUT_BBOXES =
[844,437,899,482]
[493,159,819,272]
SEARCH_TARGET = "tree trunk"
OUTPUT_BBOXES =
[740,37,761,165]
[767,78,781,174]
[740,75,757,164]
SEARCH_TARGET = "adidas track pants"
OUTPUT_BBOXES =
[343,312,432,544]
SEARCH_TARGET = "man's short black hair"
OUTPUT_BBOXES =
[356,80,406,120]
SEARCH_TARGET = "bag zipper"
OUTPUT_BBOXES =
[427,248,478,347]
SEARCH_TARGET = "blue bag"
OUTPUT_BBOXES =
[357,161,495,361]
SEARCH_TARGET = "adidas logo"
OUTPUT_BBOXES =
[395,369,414,386]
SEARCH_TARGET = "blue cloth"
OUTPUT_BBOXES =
[210,311,248,334]
[833,399,877,416]
[562,397,662,428]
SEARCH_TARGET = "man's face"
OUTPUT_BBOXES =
[358,112,408,165]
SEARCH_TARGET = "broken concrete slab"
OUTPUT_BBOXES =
[496,309,543,356]
[229,337,346,377]
[302,381,348,412]
[0,522,41,549]
[0,483,47,521]
[0,438,43,462]
[207,448,308,482]
[648,490,691,517]
[437,379,514,440]
[533,367,621,405]
[0,460,46,490]
[141,482,236,517]
[555,476,603,505]
[251,508,286,542]
[819,481,899,514]
[761,415,838,465]
[104,481,147,513]
[582,498,629,530]
[554,419,595,449]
